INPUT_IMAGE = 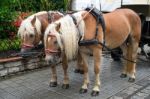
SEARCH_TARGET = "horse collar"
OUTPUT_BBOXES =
[79,7,106,46]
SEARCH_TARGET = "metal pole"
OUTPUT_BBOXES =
[121,0,123,7]
[100,0,101,11]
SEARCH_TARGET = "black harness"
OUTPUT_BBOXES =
[78,7,106,46]
[70,7,136,63]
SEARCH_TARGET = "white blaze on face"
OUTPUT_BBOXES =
[48,37,51,43]
[45,37,53,63]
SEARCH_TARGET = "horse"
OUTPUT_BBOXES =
[44,8,141,96]
[17,11,65,86]
[18,11,63,53]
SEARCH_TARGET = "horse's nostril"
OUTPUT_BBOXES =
[46,60,51,65]
[21,49,26,53]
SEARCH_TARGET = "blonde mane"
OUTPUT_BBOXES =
[45,11,85,60]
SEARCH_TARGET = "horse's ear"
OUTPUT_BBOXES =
[56,23,61,31]
[31,16,36,26]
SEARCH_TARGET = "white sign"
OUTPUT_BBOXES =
[72,0,150,12]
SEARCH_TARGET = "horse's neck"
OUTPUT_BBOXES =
[37,14,48,35]
[38,12,63,34]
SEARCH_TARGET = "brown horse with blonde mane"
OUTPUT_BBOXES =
[44,8,141,96]
[18,11,63,53]
[17,11,64,87]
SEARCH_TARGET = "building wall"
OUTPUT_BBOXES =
[0,57,48,77]
[72,0,150,12]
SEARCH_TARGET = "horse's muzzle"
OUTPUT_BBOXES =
[21,48,32,53]
[21,43,34,53]
[45,55,59,65]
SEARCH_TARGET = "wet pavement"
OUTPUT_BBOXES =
[0,54,150,99]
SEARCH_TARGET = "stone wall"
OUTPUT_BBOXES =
[0,56,48,77]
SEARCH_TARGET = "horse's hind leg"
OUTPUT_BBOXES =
[49,65,57,87]
[120,43,128,78]
[126,39,139,82]
[120,42,131,78]
[120,36,139,82]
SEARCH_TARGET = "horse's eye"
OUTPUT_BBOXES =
[29,34,34,38]
[54,41,57,44]
[18,33,21,37]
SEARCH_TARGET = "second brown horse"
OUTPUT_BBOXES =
[44,8,141,96]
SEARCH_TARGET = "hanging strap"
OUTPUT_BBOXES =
[47,11,52,23]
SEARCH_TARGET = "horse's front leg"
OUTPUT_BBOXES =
[79,50,89,94]
[49,65,57,87]
[74,51,84,74]
[91,48,101,96]
[61,54,69,89]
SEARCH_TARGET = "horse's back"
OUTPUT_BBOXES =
[104,8,140,29]
[104,8,141,48]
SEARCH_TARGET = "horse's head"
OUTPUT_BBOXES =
[44,23,62,64]
[44,14,82,64]
[18,15,41,53]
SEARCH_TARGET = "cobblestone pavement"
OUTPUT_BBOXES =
[0,55,150,99]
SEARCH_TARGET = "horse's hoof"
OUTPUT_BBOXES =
[74,69,84,74]
[91,91,99,96]
[74,69,80,73]
[62,84,69,89]
[79,70,84,74]
[49,82,57,87]
[120,73,127,78]
[79,88,88,94]
[128,78,135,83]
[113,58,121,61]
